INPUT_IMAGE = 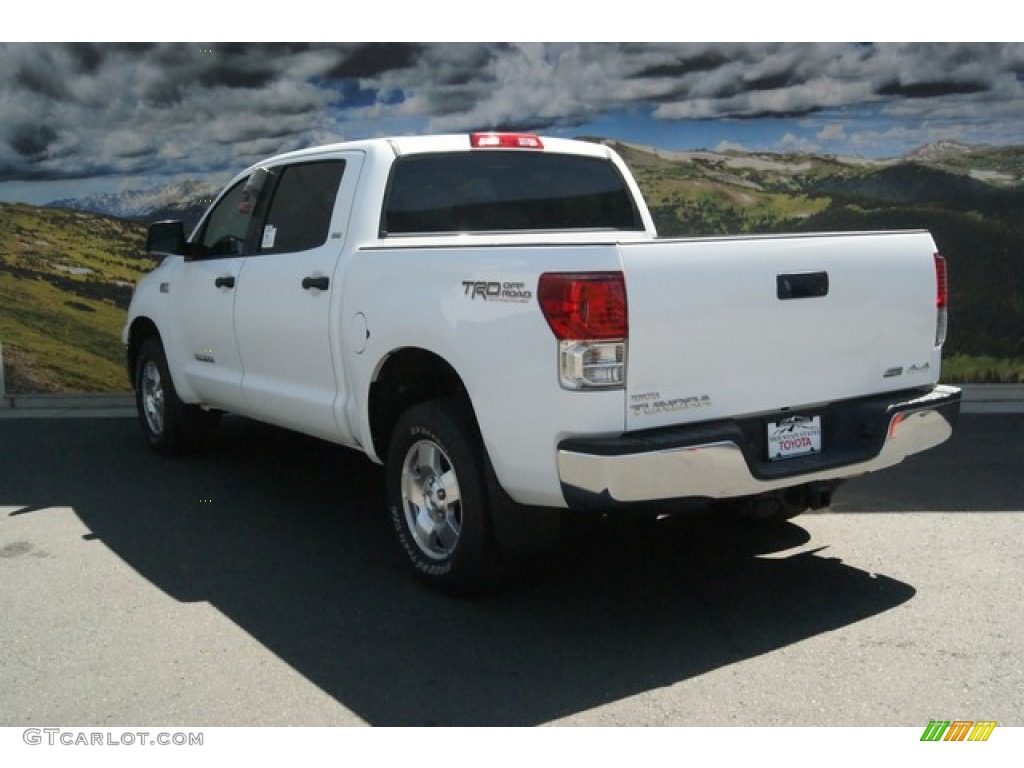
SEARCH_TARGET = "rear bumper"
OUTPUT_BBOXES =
[557,385,961,508]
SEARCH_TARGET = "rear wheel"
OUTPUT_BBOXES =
[385,399,496,594]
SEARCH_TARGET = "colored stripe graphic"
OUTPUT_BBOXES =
[920,720,996,742]
[945,721,974,741]
[921,721,949,741]
[968,721,997,742]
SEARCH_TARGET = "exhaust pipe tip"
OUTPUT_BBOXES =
[806,481,839,510]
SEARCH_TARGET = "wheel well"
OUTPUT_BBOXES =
[368,348,475,460]
[125,317,160,389]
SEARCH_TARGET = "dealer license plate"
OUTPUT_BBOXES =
[768,415,822,460]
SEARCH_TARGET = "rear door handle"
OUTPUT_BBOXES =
[302,276,330,291]
[214,275,235,289]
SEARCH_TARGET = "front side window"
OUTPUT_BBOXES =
[196,177,253,258]
[382,151,643,235]
[258,160,345,254]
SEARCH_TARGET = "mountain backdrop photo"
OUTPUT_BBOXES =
[1,42,1022,392]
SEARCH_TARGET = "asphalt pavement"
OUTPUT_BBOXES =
[1,397,1021,726]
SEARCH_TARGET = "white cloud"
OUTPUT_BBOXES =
[779,133,821,154]
[1,42,1023,187]
[817,124,846,142]
[715,140,749,153]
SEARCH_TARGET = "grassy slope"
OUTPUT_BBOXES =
[0,203,150,393]
[1,143,1022,392]
[613,142,1024,381]
[614,142,833,236]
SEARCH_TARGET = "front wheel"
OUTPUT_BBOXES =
[385,400,496,594]
[134,336,214,454]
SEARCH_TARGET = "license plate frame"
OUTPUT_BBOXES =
[768,415,822,461]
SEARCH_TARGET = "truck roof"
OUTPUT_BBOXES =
[247,133,616,169]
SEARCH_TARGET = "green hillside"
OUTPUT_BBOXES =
[605,140,1024,381]
[1,139,1022,393]
[611,142,834,236]
[0,203,150,393]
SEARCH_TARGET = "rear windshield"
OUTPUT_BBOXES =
[381,150,643,235]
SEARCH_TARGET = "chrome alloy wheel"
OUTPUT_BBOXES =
[140,360,166,437]
[399,439,462,560]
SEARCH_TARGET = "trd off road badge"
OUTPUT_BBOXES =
[461,280,532,303]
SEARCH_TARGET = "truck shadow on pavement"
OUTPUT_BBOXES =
[3,417,920,725]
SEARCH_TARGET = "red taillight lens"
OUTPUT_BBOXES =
[470,132,544,149]
[537,272,627,340]
[934,253,948,309]
[934,253,948,346]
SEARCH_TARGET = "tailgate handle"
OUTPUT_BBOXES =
[777,271,828,300]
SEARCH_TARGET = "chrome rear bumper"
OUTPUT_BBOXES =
[558,385,961,507]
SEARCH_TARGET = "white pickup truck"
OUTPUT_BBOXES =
[123,132,961,592]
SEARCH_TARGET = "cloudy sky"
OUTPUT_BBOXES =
[1,41,1023,204]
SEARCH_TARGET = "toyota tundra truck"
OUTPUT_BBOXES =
[123,132,961,592]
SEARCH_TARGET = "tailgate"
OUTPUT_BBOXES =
[620,231,941,432]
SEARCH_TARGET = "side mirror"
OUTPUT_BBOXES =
[146,220,188,257]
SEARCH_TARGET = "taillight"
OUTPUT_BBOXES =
[934,253,948,346]
[538,272,627,390]
[470,132,544,149]
[538,272,627,340]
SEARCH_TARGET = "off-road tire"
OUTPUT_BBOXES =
[134,336,213,454]
[385,399,496,594]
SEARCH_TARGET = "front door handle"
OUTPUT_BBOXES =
[302,276,330,291]
[214,275,235,289]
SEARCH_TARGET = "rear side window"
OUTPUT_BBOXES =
[259,160,345,254]
[382,151,642,235]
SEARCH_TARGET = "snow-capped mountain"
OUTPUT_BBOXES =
[902,141,976,164]
[47,178,221,221]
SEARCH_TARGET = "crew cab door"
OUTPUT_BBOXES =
[232,153,363,442]
[168,174,260,406]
